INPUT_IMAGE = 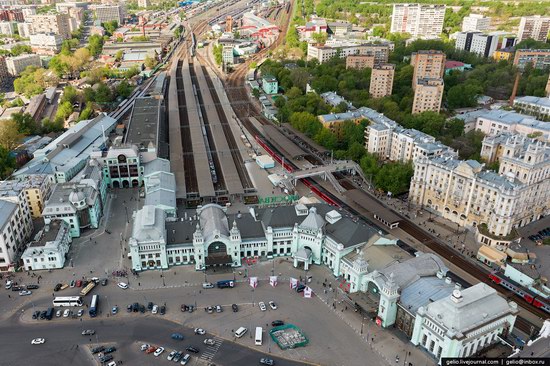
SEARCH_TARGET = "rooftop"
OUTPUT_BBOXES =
[0,200,17,228]
[514,96,550,109]
[125,96,168,157]
[478,110,550,131]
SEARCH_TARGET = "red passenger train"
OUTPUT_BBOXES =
[488,271,550,314]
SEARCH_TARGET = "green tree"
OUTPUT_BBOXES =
[42,117,64,133]
[314,128,337,150]
[115,80,133,98]
[61,85,79,105]
[9,44,32,56]
[87,34,104,57]
[213,44,223,65]
[446,83,483,109]
[0,145,15,178]
[0,119,24,150]
[374,162,414,194]
[12,112,38,135]
[115,50,124,61]
[144,55,158,69]
[252,88,260,98]
[102,20,118,36]
[78,106,93,121]
[94,82,113,104]
[312,32,328,44]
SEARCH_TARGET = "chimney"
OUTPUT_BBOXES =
[509,72,521,106]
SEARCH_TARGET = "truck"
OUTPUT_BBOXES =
[79,281,96,296]
[216,280,235,289]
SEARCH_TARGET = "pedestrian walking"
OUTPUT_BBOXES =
[8,295,10,298]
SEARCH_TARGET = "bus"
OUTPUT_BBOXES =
[53,296,83,307]
[79,282,96,296]
[217,280,234,289]
[89,295,99,317]
[255,327,263,346]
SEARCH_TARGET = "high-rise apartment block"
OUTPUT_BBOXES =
[410,50,446,85]
[517,16,550,42]
[27,13,71,39]
[29,33,63,55]
[513,49,550,70]
[369,64,395,98]
[390,3,445,39]
[138,0,150,8]
[0,21,13,35]
[95,4,125,24]
[546,74,550,97]
[0,9,24,22]
[412,78,444,114]
[455,32,499,58]
[0,56,8,84]
[461,14,491,32]
[17,22,33,38]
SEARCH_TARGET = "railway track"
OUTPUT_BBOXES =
[200,64,254,189]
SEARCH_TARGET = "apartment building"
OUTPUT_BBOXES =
[363,107,453,162]
[412,78,444,114]
[455,32,499,58]
[0,183,35,271]
[517,16,550,42]
[513,49,550,70]
[17,22,33,38]
[6,54,41,76]
[27,13,71,39]
[346,55,375,70]
[0,56,8,84]
[21,8,36,20]
[0,9,24,22]
[410,50,445,86]
[409,146,550,248]
[462,14,491,32]
[22,219,72,271]
[307,41,391,64]
[0,175,54,218]
[475,110,550,141]
[390,3,445,39]
[493,47,514,62]
[95,4,125,24]
[0,21,14,35]
[29,33,63,55]
[369,64,395,98]
[513,96,550,121]
[138,0,150,8]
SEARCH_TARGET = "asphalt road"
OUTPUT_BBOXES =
[0,315,306,366]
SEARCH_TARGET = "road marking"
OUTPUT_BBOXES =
[200,337,223,361]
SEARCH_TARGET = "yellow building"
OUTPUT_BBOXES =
[493,48,514,61]
[0,175,54,218]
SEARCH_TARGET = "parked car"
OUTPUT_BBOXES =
[154,347,165,356]
[101,278,108,286]
[215,305,222,313]
[19,290,32,296]
[117,282,128,289]
[180,354,191,365]
[145,346,157,354]
[296,284,306,293]
[232,303,239,312]
[39,310,47,319]
[26,284,39,290]
[140,344,149,351]
[194,328,206,335]
[168,350,177,361]
[202,282,214,289]
[106,362,117,366]
[181,304,188,312]
[173,351,183,362]
[32,310,40,319]
[103,346,116,354]
[63,309,71,318]
[206,306,214,314]
[160,305,166,315]
[271,320,284,327]
[56,310,62,317]
[268,301,277,310]
[172,333,184,340]
[76,280,82,287]
[186,346,199,353]
[127,304,133,313]
[31,338,45,345]
[148,302,154,311]
[260,358,275,365]
[91,346,105,354]
[132,303,139,312]
[204,338,215,346]
[70,280,75,288]
[99,354,113,363]
[77,309,84,317]
[139,305,146,313]
[152,305,159,314]
[111,306,118,314]
[5,280,12,289]
[81,329,95,336]
[259,302,267,311]
[54,283,62,291]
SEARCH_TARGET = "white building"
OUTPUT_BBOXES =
[129,203,389,273]
[0,186,34,271]
[6,54,42,76]
[513,96,550,121]
[22,220,72,271]
[138,0,150,8]
[462,14,491,32]
[475,110,550,142]
[390,3,445,39]
[0,21,14,35]
[307,40,391,64]
[411,284,518,363]
[17,22,33,38]
[455,32,499,58]
[29,33,63,55]
[363,107,453,162]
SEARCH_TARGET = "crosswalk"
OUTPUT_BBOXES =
[200,337,223,362]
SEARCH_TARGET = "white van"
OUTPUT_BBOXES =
[235,327,248,338]
[255,327,263,346]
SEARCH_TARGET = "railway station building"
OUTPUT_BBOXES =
[128,202,394,274]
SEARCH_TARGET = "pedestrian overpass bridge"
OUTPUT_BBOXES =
[288,161,368,194]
